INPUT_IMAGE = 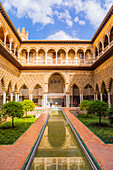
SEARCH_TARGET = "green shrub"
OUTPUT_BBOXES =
[21,99,35,118]
[79,100,92,116]
[0,101,24,128]
[79,100,91,110]
[88,100,108,126]
[108,104,113,126]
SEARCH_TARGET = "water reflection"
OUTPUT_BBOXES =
[30,110,92,170]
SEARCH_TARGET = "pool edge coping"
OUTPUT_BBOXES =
[21,109,51,170]
[62,109,101,170]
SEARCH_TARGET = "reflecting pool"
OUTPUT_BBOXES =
[30,110,92,170]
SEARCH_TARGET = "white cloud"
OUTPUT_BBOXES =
[79,20,86,25]
[83,0,106,28]
[55,9,73,27]
[1,0,112,28]
[74,16,86,25]
[46,30,79,40]
[74,16,79,22]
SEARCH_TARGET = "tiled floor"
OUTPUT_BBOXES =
[63,108,113,170]
[0,108,50,170]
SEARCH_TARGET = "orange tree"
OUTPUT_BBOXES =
[21,99,35,118]
[0,101,24,128]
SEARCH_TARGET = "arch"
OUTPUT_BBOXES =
[101,81,108,102]
[68,49,75,60]
[108,78,113,104]
[67,47,76,53]
[0,26,4,42]
[70,82,80,93]
[77,47,85,52]
[77,49,84,60]
[6,34,10,47]
[110,26,113,42]
[83,83,94,101]
[8,81,13,92]
[104,34,109,48]
[19,83,29,101]
[20,48,28,63]
[38,48,46,53]
[85,49,92,59]
[1,77,6,91]
[95,46,98,59]
[29,49,36,63]
[57,47,67,53]
[32,83,43,92]
[95,83,100,100]
[57,49,66,63]
[99,41,102,53]
[38,48,46,62]
[33,83,43,106]
[48,72,66,84]
[47,47,57,53]
[47,49,56,64]
[71,83,80,106]
[20,47,29,52]
[48,73,65,93]
[14,83,18,93]
[29,47,37,52]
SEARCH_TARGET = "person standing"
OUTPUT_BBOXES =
[50,99,53,107]
[74,99,77,107]
[62,99,64,107]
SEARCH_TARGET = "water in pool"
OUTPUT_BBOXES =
[30,110,92,170]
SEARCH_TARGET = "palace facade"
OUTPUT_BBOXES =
[0,3,113,107]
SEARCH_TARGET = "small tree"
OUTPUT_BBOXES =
[89,100,108,126]
[108,104,113,126]
[79,100,91,110]
[0,101,24,128]
[21,99,35,118]
[79,100,92,116]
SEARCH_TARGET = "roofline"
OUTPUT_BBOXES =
[91,5,113,43]
[0,3,22,43]
[22,40,92,44]
[0,3,113,44]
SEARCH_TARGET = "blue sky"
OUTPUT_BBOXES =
[1,0,113,40]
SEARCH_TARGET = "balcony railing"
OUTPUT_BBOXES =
[19,58,95,65]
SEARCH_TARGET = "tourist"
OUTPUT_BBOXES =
[55,101,58,107]
[50,99,53,107]
[74,99,77,107]
[62,99,64,107]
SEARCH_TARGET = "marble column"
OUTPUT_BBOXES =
[108,91,111,105]
[95,93,98,100]
[3,92,6,104]
[66,93,70,107]
[10,41,12,51]
[15,93,18,102]
[45,52,47,64]
[10,93,13,101]
[56,52,57,64]
[43,93,47,108]
[17,94,19,102]
[29,93,33,101]
[80,94,83,103]
[94,93,96,100]
[27,51,29,64]
[66,52,68,64]
[4,35,6,44]
[100,93,103,101]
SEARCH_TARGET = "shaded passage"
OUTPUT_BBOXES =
[30,110,92,169]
